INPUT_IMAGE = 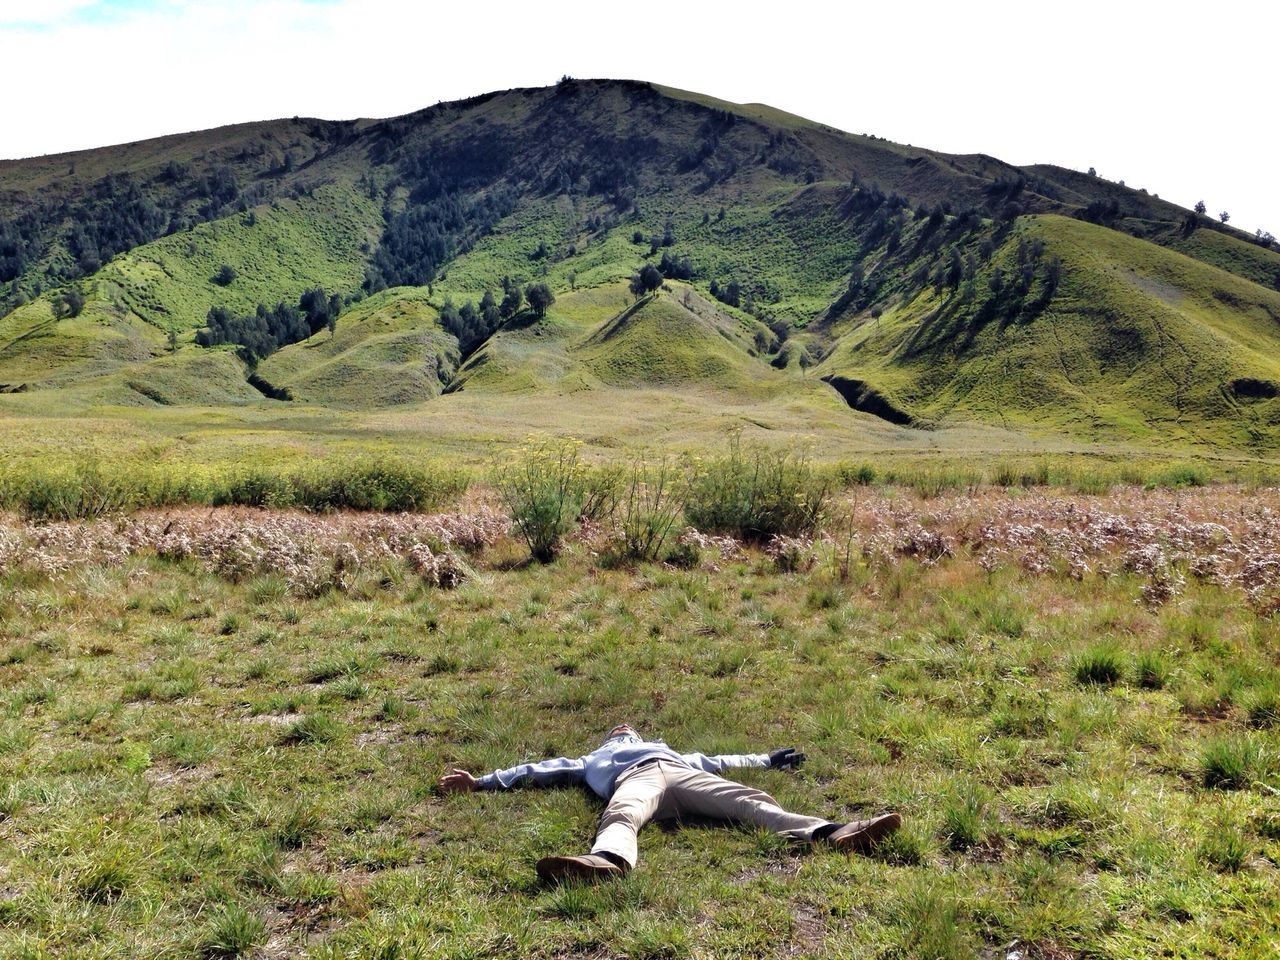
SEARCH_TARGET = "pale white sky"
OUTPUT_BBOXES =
[0,0,1275,235]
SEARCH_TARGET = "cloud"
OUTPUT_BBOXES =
[0,0,99,28]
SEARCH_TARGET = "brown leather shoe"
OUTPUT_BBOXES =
[536,853,626,884]
[825,813,902,853]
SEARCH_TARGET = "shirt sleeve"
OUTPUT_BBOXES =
[475,755,587,790]
[679,751,771,774]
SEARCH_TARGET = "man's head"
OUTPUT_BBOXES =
[604,723,639,743]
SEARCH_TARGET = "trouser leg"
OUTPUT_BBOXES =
[665,765,832,841]
[590,763,667,868]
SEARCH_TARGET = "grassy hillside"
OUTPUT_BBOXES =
[259,288,457,406]
[0,296,162,388]
[3,78,1280,457]
[574,287,781,394]
[96,182,383,334]
[818,215,1280,449]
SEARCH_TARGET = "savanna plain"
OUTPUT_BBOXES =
[1,449,1278,960]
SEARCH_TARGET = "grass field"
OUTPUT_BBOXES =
[1,483,1278,958]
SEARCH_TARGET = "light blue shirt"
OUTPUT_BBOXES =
[476,734,771,798]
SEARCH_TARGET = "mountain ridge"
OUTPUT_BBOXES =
[2,77,1279,456]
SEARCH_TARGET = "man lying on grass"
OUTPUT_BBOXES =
[437,723,902,883]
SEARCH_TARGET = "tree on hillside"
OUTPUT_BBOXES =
[299,288,341,336]
[525,282,555,317]
[213,264,237,287]
[459,302,479,333]
[630,264,663,299]
[1219,211,1231,224]
[480,289,501,329]
[59,287,85,318]
[658,253,693,281]
[1194,200,1207,215]
[945,249,964,290]
[499,285,523,320]
[438,299,460,335]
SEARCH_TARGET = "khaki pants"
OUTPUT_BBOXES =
[591,759,831,867]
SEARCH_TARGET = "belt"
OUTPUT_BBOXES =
[619,756,666,779]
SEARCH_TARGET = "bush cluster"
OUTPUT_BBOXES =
[684,440,829,543]
[498,440,831,563]
[495,441,613,562]
[0,458,469,520]
[196,287,342,361]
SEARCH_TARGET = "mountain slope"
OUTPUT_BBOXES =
[258,287,457,406]
[817,215,1280,448]
[2,78,1279,455]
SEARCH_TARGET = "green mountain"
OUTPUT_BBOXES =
[3,77,1279,456]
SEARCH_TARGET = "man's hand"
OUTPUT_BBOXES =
[768,747,806,770]
[438,768,479,794]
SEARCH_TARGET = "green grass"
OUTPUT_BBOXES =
[1072,645,1125,686]
[1,492,1278,957]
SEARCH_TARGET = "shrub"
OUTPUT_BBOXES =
[1073,645,1124,686]
[906,467,980,499]
[663,540,701,569]
[5,460,139,520]
[1149,464,1209,489]
[990,460,1050,487]
[765,535,816,573]
[214,469,296,509]
[498,440,610,563]
[212,264,238,286]
[835,462,877,486]
[0,457,469,518]
[684,439,829,542]
[290,459,468,512]
[608,459,686,563]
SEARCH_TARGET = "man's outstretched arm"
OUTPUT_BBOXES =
[679,747,806,774]
[437,755,587,793]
